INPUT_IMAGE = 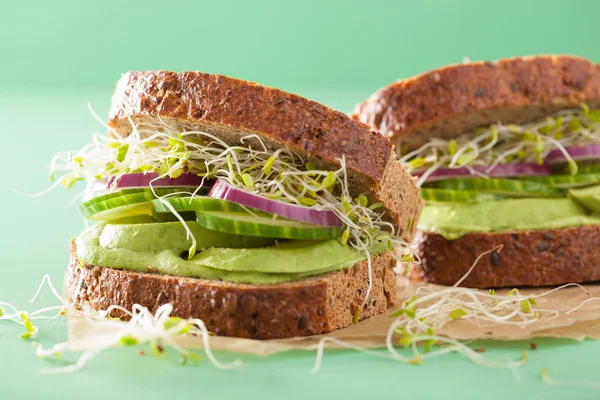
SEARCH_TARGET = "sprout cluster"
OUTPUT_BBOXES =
[385,248,586,366]
[7,275,241,374]
[313,247,597,372]
[402,105,600,185]
[37,302,243,374]
[50,121,409,254]
[2,272,598,374]
[0,275,66,340]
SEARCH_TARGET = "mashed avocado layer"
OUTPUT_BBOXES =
[417,198,600,239]
[569,185,600,214]
[76,223,386,284]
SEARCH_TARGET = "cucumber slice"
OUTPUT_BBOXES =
[105,213,197,224]
[85,202,154,221]
[80,188,187,221]
[195,211,342,240]
[99,215,159,224]
[578,164,600,174]
[151,197,248,214]
[155,197,342,240]
[426,178,564,197]
[420,188,504,203]
[519,174,600,188]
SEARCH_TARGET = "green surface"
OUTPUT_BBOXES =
[1,0,600,398]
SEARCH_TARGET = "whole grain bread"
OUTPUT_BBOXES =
[352,55,600,151]
[68,242,397,340]
[410,226,600,288]
[109,71,423,236]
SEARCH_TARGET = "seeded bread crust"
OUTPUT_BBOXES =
[68,242,397,340]
[352,55,600,151]
[410,226,600,288]
[108,71,423,235]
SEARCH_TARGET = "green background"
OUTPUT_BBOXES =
[1,0,599,398]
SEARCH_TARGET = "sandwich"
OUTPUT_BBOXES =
[352,55,600,288]
[56,71,423,339]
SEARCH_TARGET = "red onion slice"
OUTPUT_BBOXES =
[101,173,212,190]
[209,179,343,227]
[545,144,600,164]
[412,163,552,182]
[83,173,213,201]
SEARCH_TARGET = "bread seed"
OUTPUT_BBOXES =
[490,251,501,267]
[240,295,258,314]
[297,316,307,330]
[157,292,168,305]
[536,243,550,252]
[222,293,238,314]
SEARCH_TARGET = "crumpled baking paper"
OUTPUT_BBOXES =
[66,276,600,356]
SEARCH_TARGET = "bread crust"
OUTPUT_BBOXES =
[110,70,391,185]
[107,70,422,235]
[68,243,397,340]
[352,55,600,150]
[410,226,600,288]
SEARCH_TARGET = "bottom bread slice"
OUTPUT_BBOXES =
[411,225,600,288]
[67,244,397,340]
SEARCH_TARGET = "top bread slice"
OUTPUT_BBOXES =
[108,71,422,236]
[352,55,600,151]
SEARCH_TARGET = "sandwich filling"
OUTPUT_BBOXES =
[76,223,386,284]
[55,122,408,285]
[401,104,600,239]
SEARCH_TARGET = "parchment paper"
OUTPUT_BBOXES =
[67,277,600,356]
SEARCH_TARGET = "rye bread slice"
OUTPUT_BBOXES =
[108,71,423,236]
[67,242,397,340]
[410,226,600,288]
[352,55,600,151]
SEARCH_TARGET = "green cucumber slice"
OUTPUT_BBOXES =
[85,202,154,221]
[578,164,600,174]
[154,197,342,240]
[98,215,159,224]
[425,178,564,197]
[106,213,197,224]
[519,174,600,188]
[80,188,188,221]
[194,211,342,240]
[420,188,504,203]
[151,197,249,214]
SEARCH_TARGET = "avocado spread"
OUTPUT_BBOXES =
[569,185,600,214]
[76,223,386,284]
[417,197,600,239]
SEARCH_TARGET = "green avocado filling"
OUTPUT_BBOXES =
[418,197,600,240]
[76,223,386,284]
